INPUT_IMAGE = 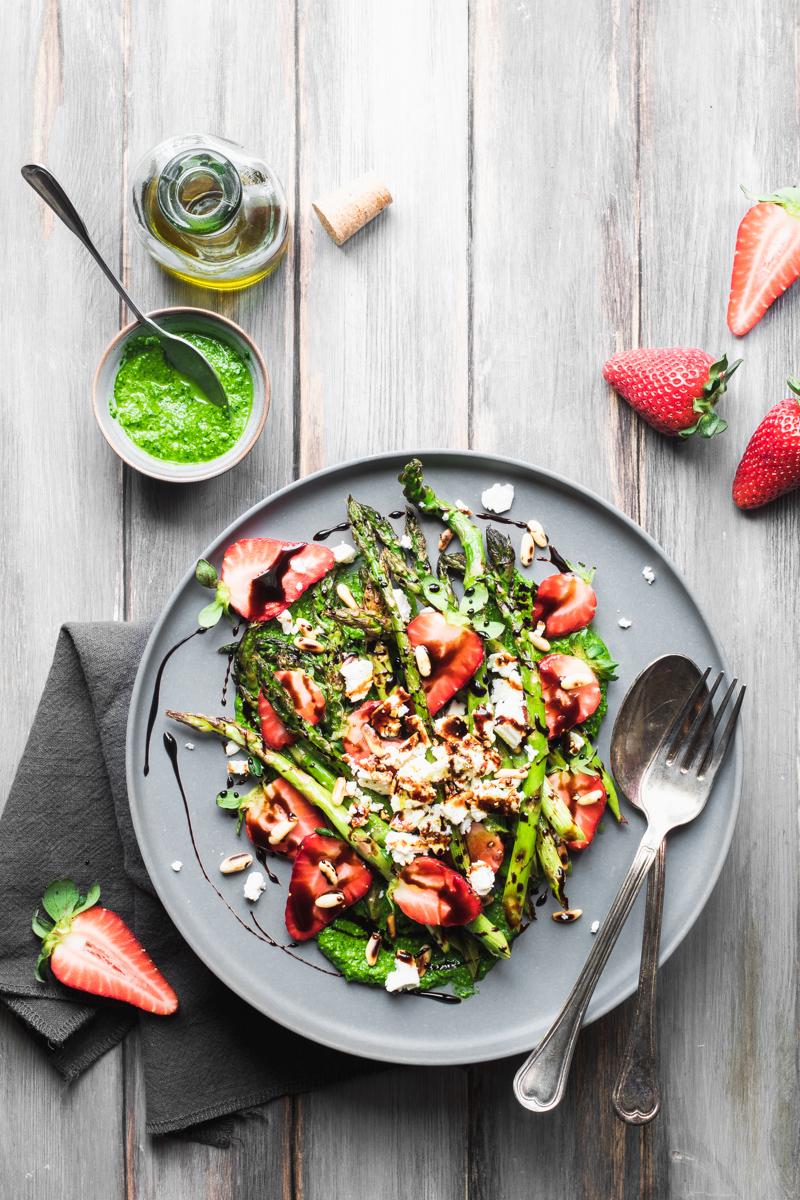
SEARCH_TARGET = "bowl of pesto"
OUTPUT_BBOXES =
[93,307,269,483]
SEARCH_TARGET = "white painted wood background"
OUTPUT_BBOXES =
[1,2,797,1197]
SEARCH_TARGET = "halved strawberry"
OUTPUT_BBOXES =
[342,700,381,762]
[258,670,326,750]
[392,857,482,927]
[285,833,373,941]
[246,779,322,858]
[406,611,484,714]
[220,538,334,621]
[466,822,505,873]
[728,188,800,336]
[548,770,607,851]
[532,573,597,637]
[538,653,602,738]
[33,880,177,1015]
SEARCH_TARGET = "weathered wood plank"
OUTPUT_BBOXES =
[296,4,470,1200]
[296,0,470,474]
[0,2,126,1197]
[468,2,645,1198]
[121,1,296,1196]
[637,2,799,1197]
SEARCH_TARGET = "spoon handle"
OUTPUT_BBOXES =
[612,836,666,1123]
[513,832,660,1113]
[21,164,150,329]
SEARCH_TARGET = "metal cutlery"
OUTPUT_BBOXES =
[513,667,745,1113]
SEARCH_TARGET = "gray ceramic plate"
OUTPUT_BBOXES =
[126,450,741,1065]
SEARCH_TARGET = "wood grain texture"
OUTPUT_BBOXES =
[4,1,800,1198]
[0,3,126,1198]
[637,2,799,1196]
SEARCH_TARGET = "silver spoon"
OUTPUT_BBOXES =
[609,654,705,1124]
[514,664,744,1113]
[21,164,229,412]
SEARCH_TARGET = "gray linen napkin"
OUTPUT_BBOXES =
[0,623,377,1144]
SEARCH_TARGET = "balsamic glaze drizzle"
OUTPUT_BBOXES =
[313,519,350,542]
[144,628,206,776]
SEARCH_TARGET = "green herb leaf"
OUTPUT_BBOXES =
[198,599,224,629]
[195,558,219,589]
[216,789,243,811]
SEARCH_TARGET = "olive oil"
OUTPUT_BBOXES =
[132,134,289,290]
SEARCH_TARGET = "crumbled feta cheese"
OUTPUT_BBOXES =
[454,499,471,514]
[225,741,238,757]
[491,675,528,750]
[392,587,412,623]
[618,616,632,629]
[398,533,413,550]
[590,920,600,935]
[394,745,450,791]
[568,731,585,755]
[331,542,356,564]
[276,609,297,635]
[481,482,515,514]
[642,565,656,585]
[385,830,422,866]
[185,742,195,751]
[385,956,421,993]
[228,758,250,777]
[340,655,374,702]
[170,860,183,872]
[353,763,394,795]
[487,650,518,679]
[243,871,267,902]
[468,861,496,897]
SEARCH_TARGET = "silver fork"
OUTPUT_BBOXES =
[513,669,745,1113]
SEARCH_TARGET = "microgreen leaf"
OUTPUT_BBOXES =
[195,558,219,589]
[198,599,224,629]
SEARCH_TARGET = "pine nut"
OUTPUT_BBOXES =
[219,852,254,875]
[438,528,454,551]
[386,912,397,939]
[315,891,345,909]
[268,816,298,845]
[318,858,339,885]
[332,777,347,805]
[365,931,382,966]
[527,519,548,548]
[531,624,551,652]
[577,789,604,806]
[552,908,583,923]
[336,582,359,611]
[520,531,536,567]
[294,635,325,653]
[414,644,432,677]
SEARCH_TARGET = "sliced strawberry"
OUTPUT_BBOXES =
[532,573,597,637]
[548,770,607,851]
[406,611,484,714]
[220,538,334,621]
[538,653,602,738]
[258,670,326,750]
[246,779,322,859]
[33,880,177,1015]
[393,857,482,928]
[342,700,381,762]
[258,691,294,749]
[728,189,800,337]
[285,833,373,941]
[466,822,505,873]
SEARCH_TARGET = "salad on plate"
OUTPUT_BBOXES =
[169,459,622,1000]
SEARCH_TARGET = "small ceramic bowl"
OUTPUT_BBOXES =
[92,306,270,483]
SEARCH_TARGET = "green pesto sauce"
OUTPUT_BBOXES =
[110,332,252,464]
[316,919,479,999]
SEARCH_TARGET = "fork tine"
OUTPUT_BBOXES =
[678,671,724,769]
[661,668,712,761]
[698,684,745,779]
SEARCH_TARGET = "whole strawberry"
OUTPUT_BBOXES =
[603,347,741,438]
[732,380,800,509]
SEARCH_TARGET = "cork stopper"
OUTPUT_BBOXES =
[312,171,393,246]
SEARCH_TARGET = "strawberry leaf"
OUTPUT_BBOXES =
[41,879,79,923]
[74,883,101,915]
[31,910,53,939]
